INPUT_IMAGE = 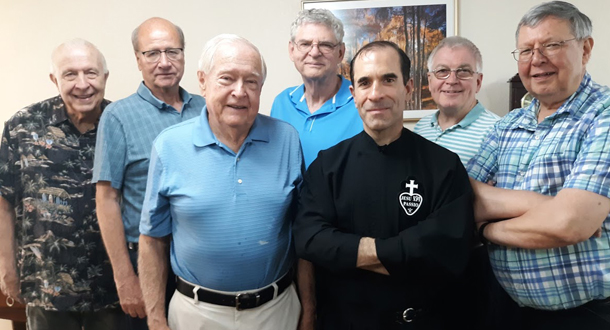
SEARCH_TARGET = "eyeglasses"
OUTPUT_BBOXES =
[430,68,478,80]
[140,48,184,63]
[293,41,339,54]
[511,38,576,62]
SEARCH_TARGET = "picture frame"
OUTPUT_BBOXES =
[302,0,458,121]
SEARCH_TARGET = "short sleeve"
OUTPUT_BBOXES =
[0,122,17,205]
[467,123,500,182]
[139,142,172,237]
[93,109,127,188]
[563,105,610,198]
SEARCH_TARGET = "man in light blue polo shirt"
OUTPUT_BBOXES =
[92,17,205,327]
[138,34,304,330]
[271,9,362,168]
[414,36,500,166]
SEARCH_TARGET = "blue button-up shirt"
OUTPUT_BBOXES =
[467,73,610,310]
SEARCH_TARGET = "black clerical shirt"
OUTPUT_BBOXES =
[294,128,474,329]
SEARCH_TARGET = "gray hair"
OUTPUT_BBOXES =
[516,1,592,41]
[290,9,345,43]
[131,18,185,51]
[50,38,108,75]
[198,34,267,84]
[427,36,483,72]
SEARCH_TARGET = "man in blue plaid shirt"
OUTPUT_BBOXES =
[467,2,610,329]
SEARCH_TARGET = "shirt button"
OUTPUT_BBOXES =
[237,157,240,162]
[238,179,243,184]
[534,135,540,140]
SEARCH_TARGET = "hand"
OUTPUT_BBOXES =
[116,273,146,318]
[0,270,23,304]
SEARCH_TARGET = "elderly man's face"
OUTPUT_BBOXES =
[289,23,344,81]
[350,47,412,136]
[517,16,592,108]
[50,46,108,116]
[198,43,263,133]
[136,21,185,94]
[428,46,482,114]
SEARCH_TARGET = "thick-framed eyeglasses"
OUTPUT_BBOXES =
[511,38,576,62]
[293,41,339,54]
[140,48,184,63]
[430,68,478,80]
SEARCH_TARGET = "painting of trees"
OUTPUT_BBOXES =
[330,4,448,110]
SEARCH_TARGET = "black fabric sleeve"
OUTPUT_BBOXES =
[375,159,474,279]
[293,154,362,272]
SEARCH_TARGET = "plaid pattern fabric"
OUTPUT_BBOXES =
[467,73,610,310]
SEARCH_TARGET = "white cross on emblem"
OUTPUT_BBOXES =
[399,179,423,216]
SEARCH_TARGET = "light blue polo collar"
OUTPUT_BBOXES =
[193,106,269,148]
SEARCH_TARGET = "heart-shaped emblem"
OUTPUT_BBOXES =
[399,192,422,216]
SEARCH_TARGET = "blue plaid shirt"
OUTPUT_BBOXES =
[467,73,610,310]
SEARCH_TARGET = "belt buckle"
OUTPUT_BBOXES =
[402,308,415,323]
[235,292,260,311]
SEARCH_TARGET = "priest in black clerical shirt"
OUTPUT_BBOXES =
[293,41,474,330]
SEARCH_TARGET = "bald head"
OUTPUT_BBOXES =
[132,17,185,51]
[51,39,107,76]
[49,39,109,118]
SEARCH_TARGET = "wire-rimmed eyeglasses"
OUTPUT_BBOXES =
[292,41,339,54]
[140,48,184,63]
[430,68,478,80]
[511,38,576,62]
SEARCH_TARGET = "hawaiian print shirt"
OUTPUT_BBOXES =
[0,96,119,311]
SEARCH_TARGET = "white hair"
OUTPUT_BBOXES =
[198,34,267,83]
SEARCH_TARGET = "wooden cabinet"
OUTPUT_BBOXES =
[0,293,26,330]
[508,73,528,111]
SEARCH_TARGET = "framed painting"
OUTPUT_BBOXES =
[302,0,458,121]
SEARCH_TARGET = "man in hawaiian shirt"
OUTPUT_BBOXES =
[0,39,124,330]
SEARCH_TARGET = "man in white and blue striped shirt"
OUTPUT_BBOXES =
[415,36,508,330]
[414,36,500,166]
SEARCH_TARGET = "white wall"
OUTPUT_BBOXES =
[1,0,609,121]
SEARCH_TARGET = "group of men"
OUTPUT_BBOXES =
[0,1,609,330]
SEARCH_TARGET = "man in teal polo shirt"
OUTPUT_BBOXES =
[271,8,362,168]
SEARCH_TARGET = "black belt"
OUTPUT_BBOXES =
[176,270,293,310]
[395,307,426,324]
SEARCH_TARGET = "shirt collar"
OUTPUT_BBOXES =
[193,106,269,147]
[136,81,192,111]
[430,101,484,129]
[47,96,110,127]
[289,75,354,115]
[528,72,592,117]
